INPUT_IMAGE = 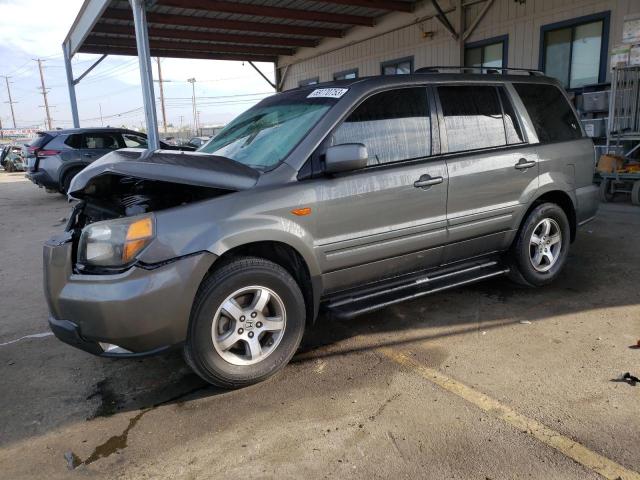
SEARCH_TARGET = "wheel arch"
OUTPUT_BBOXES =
[520,190,577,242]
[206,240,320,324]
[58,162,88,189]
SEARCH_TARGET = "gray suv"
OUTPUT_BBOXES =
[26,128,194,193]
[44,71,599,388]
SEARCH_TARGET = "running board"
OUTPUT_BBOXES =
[323,261,510,320]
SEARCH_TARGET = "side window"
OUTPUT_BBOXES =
[64,134,82,149]
[122,133,148,148]
[513,83,582,143]
[82,133,122,150]
[438,85,511,153]
[332,88,431,166]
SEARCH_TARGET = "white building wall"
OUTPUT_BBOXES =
[278,0,639,90]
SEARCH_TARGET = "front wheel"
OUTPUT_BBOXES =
[184,256,306,389]
[508,203,570,287]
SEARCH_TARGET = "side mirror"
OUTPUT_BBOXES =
[324,143,368,173]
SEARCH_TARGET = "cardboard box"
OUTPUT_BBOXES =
[596,154,625,174]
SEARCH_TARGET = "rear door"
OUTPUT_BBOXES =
[312,87,449,293]
[80,132,123,163]
[436,84,539,264]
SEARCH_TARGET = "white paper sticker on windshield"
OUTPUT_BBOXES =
[307,88,349,99]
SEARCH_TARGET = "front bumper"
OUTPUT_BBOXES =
[44,233,216,355]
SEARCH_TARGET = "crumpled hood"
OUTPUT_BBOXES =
[69,149,259,196]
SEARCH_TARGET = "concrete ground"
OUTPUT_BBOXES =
[0,171,639,479]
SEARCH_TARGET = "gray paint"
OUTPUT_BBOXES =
[45,73,599,355]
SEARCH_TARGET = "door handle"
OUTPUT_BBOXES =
[515,158,536,170]
[414,175,443,189]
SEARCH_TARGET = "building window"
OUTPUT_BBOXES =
[540,12,610,89]
[464,35,508,72]
[299,77,319,87]
[333,68,358,81]
[381,57,414,75]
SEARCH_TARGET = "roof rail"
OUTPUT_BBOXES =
[415,66,544,76]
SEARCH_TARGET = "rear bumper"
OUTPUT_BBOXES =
[27,170,58,189]
[44,233,217,355]
[575,184,600,225]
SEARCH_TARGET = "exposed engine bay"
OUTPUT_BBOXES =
[68,173,229,230]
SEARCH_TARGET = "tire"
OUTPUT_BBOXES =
[60,168,81,194]
[599,179,614,202]
[632,181,640,206]
[5,161,13,173]
[184,256,306,389]
[508,203,571,287]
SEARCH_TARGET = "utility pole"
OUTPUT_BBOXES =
[99,103,104,126]
[187,77,197,136]
[35,59,52,130]
[2,76,17,128]
[156,58,168,134]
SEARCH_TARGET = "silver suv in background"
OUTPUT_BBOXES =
[44,71,599,388]
[26,128,195,193]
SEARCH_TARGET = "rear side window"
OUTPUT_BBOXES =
[513,83,582,143]
[64,134,82,149]
[438,85,523,153]
[332,87,431,166]
[82,133,122,150]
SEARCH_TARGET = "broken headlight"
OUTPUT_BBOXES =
[78,215,154,267]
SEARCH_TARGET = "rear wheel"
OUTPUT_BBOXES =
[4,161,13,173]
[60,168,82,194]
[508,203,570,287]
[184,256,306,389]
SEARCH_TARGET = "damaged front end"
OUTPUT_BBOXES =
[44,148,257,354]
[63,149,259,273]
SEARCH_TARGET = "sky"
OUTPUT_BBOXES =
[0,0,276,132]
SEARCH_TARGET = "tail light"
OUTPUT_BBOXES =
[38,149,61,158]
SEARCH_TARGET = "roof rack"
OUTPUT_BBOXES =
[415,66,544,76]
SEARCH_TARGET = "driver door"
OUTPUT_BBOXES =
[312,87,448,293]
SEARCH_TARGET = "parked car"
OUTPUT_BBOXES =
[44,72,599,388]
[26,128,196,193]
[185,136,210,149]
[1,144,25,171]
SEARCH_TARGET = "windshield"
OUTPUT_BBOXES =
[199,89,339,170]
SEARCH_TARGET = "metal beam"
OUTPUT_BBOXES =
[103,8,344,38]
[130,0,160,151]
[312,0,414,12]
[64,0,112,57]
[155,0,375,26]
[63,43,80,128]
[79,46,278,63]
[84,35,295,56]
[431,0,458,40]
[92,23,319,48]
[73,54,107,84]
[248,61,276,90]
[463,0,494,41]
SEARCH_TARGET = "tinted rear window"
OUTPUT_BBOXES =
[513,83,582,143]
[438,85,523,153]
[29,133,51,148]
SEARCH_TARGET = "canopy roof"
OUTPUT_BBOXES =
[65,0,418,63]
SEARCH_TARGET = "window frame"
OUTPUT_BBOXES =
[308,85,440,177]
[333,68,359,81]
[464,34,509,71]
[380,56,414,76]
[299,77,320,87]
[538,11,611,90]
[433,82,529,156]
